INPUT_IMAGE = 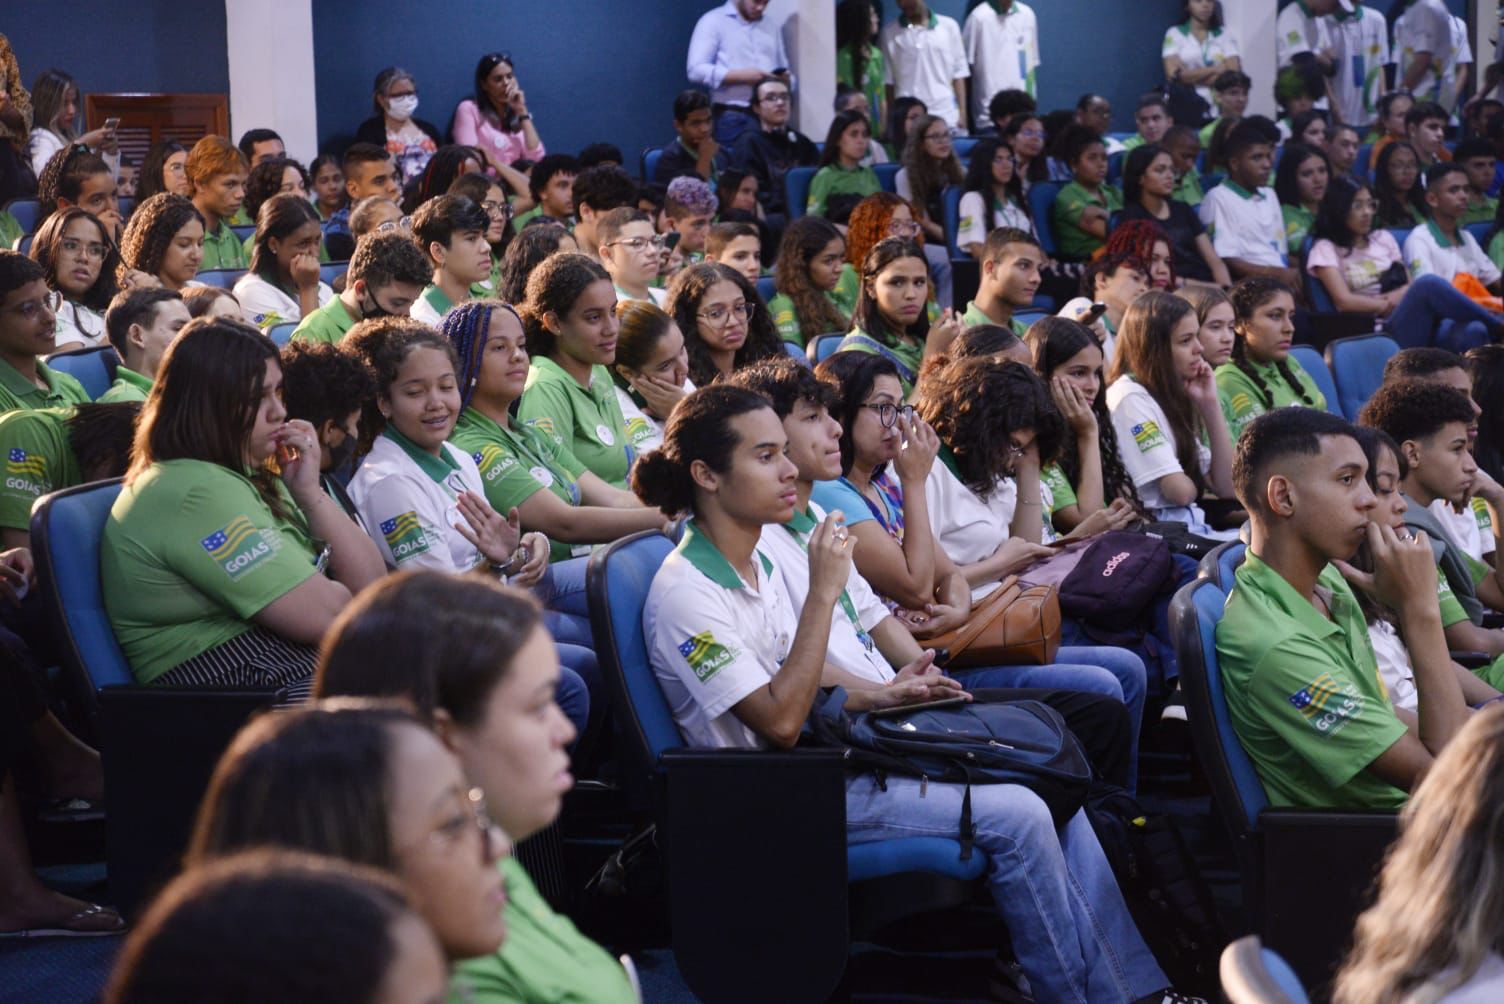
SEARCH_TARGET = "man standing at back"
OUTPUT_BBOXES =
[687,0,791,149]
[883,0,970,134]
[963,1,1039,136]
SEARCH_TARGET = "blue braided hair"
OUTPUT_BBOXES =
[440,298,523,411]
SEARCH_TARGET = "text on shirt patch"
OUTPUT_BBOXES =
[202,515,283,580]
[380,511,431,563]
[679,630,738,683]
[1288,672,1363,736]
[1131,420,1166,452]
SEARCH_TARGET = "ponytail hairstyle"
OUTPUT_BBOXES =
[1031,316,1144,514]
[630,384,774,516]
[1228,277,1312,409]
[613,299,677,393]
[517,251,611,361]
[1108,290,1206,493]
[851,237,930,350]
[441,298,522,411]
[37,144,113,226]
[773,216,849,340]
[248,193,322,286]
[344,316,458,448]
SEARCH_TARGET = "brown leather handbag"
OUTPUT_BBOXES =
[925,574,1062,668]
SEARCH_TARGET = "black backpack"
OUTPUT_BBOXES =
[807,689,1093,858]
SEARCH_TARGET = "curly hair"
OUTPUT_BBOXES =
[900,114,964,221]
[1228,277,1312,410]
[1031,316,1144,514]
[30,208,120,312]
[844,191,913,269]
[344,316,457,448]
[36,144,113,226]
[119,193,204,281]
[1357,378,1477,446]
[916,356,1065,500]
[1108,290,1206,494]
[243,157,310,223]
[278,340,377,433]
[515,251,612,361]
[1103,220,1174,289]
[774,217,849,341]
[498,223,573,306]
[664,262,782,386]
[630,384,773,515]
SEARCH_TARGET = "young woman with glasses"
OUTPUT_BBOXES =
[28,207,119,351]
[664,261,783,387]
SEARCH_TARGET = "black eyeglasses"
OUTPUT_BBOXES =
[863,402,915,428]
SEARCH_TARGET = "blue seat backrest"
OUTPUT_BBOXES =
[808,332,844,365]
[591,533,682,760]
[875,163,900,194]
[44,345,120,400]
[952,136,977,164]
[267,322,296,347]
[1288,344,1342,416]
[641,146,664,182]
[1174,575,1269,835]
[1012,310,1047,331]
[1356,143,1373,181]
[1464,221,1493,247]
[1299,235,1337,313]
[193,268,245,290]
[1200,172,1226,195]
[17,234,33,256]
[942,185,963,258]
[319,260,348,287]
[1106,150,1125,185]
[5,198,39,234]
[785,166,817,221]
[1383,227,1412,252]
[1197,540,1246,593]
[117,196,135,220]
[1325,333,1399,421]
[755,275,777,304]
[229,224,254,241]
[1263,947,1310,1003]
[33,480,135,691]
[1027,180,1063,258]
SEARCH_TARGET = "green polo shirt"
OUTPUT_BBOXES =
[1174,171,1206,207]
[511,206,542,234]
[832,264,860,318]
[517,356,634,488]
[97,366,152,404]
[1462,194,1498,227]
[1214,356,1327,441]
[1282,203,1315,256]
[1119,135,1147,152]
[836,327,925,395]
[0,408,80,531]
[419,284,454,318]
[1217,552,1409,810]
[101,459,321,684]
[0,212,21,252]
[768,291,850,348]
[450,857,635,1004]
[960,300,1031,338]
[471,254,503,299]
[1052,181,1123,261]
[450,406,586,562]
[807,163,881,218]
[290,295,359,345]
[0,359,90,414]
[199,220,249,272]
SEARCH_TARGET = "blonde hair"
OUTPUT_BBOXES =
[1334,705,1504,1003]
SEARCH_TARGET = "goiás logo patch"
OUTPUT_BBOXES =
[380,511,432,563]
[678,630,737,683]
[201,515,283,580]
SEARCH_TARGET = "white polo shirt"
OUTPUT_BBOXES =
[1403,220,1502,286]
[1328,6,1391,128]
[348,431,487,572]
[963,1,1040,126]
[881,12,970,128]
[759,502,895,685]
[1161,22,1241,108]
[232,273,334,329]
[1443,15,1473,112]
[1106,376,1210,516]
[1199,181,1288,269]
[1394,0,1455,105]
[923,449,1017,601]
[644,520,796,749]
[1275,1,1334,68]
[1430,496,1496,561]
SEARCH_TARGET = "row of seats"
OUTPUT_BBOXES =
[638,136,983,186]
[3,196,137,236]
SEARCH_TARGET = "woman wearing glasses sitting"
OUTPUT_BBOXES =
[453,53,546,174]
[28,207,119,351]
[354,67,444,187]
[664,261,784,388]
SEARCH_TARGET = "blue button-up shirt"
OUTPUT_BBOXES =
[686,1,791,108]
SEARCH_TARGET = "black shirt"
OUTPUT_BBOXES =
[730,127,819,217]
[1119,200,1213,282]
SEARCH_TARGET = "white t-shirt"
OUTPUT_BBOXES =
[1394,0,1456,105]
[348,433,487,573]
[613,284,668,308]
[644,522,797,749]
[1403,221,1503,286]
[1430,496,1496,561]
[1161,22,1241,108]
[923,457,1016,601]
[1106,375,1210,515]
[881,13,970,128]
[1199,182,1287,268]
[1328,6,1391,128]
[53,301,107,351]
[956,189,1034,251]
[963,1,1040,126]
[613,377,694,456]
[758,502,894,685]
[408,285,454,327]
[1276,1,1333,68]
[1368,618,1419,714]
[232,273,334,328]
[1443,15,1473,112]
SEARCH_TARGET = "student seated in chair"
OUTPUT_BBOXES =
[637,382,1194,1004]
[290,231,429,346]
[1218,407,1469,809]
[98,287,190,403]
[408,195,494,327]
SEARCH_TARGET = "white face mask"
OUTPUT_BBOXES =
[387,94,419,121]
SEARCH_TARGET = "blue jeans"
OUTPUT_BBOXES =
[952,643,1147,792]
[535,556,593,647]
[1388,273,1501,352]
[713,106,756,147]
[846,776,1168,1002]
[554,648,592,744]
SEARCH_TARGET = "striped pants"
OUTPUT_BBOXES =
[154,628,317,705]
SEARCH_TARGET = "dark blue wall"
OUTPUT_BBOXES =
[3,0,229,96]
[311,0,708,164]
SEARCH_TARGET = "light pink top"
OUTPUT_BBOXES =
[451,99,545,167]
